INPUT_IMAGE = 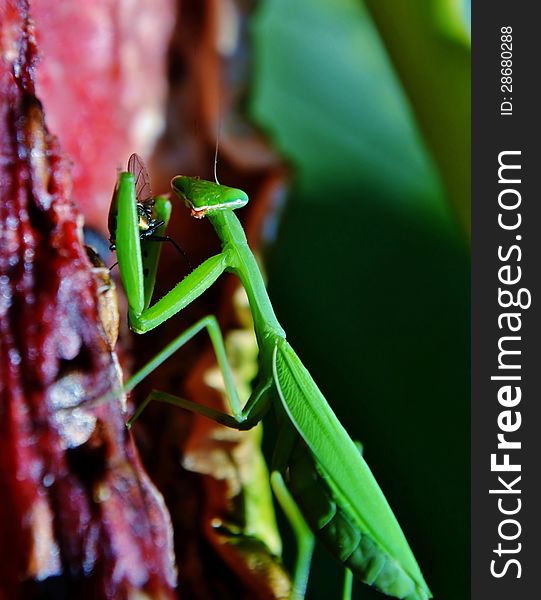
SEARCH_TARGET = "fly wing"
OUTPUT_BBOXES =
[272,339,431,600]
[128,153,153,205]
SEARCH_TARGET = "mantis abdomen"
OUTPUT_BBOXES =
[287,441,428,600]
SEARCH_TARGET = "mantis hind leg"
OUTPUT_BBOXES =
[271,471,314,600]
[272,469,354,600]
[125,314,272,430]
[270,423,315,599]
[342,568,353,600]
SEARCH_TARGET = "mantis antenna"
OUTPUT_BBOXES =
[213,119,221,185]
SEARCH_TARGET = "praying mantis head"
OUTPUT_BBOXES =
[171,176,249,219]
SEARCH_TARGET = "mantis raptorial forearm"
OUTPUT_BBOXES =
[108,155,431,600]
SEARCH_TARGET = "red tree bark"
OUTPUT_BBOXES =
[0,3,177,597]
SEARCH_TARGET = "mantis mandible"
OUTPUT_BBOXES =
[108,155,431,600]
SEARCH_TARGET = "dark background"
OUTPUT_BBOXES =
[251,1,470,597]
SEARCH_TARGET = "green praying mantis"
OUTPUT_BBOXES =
[107,155,431,600]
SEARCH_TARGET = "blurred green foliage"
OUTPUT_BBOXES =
[250,0,469,598]
[364,0,470,232]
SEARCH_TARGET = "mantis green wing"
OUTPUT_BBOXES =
[272,339,431,600]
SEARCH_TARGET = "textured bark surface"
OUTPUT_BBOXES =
[1,0,291,597]
[0,3,176,598]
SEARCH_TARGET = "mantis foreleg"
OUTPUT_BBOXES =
[114,172,231,334]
